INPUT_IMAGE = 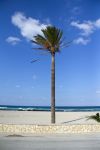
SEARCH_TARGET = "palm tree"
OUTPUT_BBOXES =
[87,113,100,122]
[32,26,70,123]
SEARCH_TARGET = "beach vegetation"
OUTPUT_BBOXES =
[87,113,100,122]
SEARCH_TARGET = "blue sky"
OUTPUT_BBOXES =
[0,0,100,106]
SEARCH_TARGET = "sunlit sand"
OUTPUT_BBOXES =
[0,110,99,125]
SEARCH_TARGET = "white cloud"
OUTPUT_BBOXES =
[95,19,100,28]
[6,36,21,45]
[74,37,90,45]
[96,90,100,94]
[71,21,94,36]
[12,12,48,40]
[71,18,100,45]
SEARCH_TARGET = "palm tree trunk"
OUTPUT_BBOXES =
[51,53,55,123]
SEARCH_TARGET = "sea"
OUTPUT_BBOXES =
[0,105,100,112]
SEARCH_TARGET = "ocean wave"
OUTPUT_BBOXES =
[0,107,8,110]
[0,105,100,112]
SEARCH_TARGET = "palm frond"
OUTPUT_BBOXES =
[32,25,70,54]
[32,34,46,45]
[42,26,63,48]
[60,40,73,49]
[32,47,51,54]
[31,59,39,63]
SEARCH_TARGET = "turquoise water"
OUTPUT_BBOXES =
[0,105,100,112]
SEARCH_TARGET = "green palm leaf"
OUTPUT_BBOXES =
[87,113,100,122]
[32,26,64,54]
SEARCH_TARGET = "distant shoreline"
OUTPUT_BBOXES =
[1,105,100,112]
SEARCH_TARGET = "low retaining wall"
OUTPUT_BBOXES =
[0,124,100,134]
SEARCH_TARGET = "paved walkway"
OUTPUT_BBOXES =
[0,133,100,150]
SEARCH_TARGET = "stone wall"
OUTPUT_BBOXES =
[0,124,100,134]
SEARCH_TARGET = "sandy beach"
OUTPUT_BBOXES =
[0,110,100,134]
[0,110,99,125]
